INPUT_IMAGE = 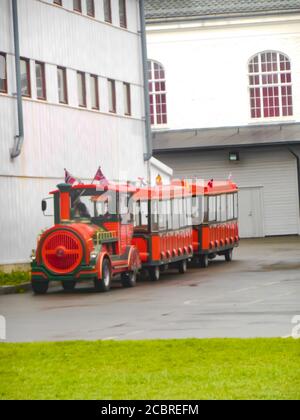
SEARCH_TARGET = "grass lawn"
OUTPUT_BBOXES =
[0,338,299,400]
[0,271,30,287]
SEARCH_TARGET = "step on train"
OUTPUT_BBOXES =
[31,179,239,294]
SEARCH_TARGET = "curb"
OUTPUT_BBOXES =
[0,283,32,295]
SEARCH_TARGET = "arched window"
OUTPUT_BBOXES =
[148,60,167,125]
[248,51,293,118]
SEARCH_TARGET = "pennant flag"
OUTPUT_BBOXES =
[137,177,147,187]
[208,179,214,188]
[64,169,77,185]
[93,167,109,185]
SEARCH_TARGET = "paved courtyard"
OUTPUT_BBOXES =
[0,237,300,342]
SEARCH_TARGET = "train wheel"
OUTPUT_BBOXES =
[94,259,112,292]
[62,281,76,292]
[178,260,187,274]
[200,255,209,268]
[121,271,137,288]
[149,266,160,282]
[225,249,233,262]
[32,280,49,295]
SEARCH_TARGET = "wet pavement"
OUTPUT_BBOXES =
[0,237,300,342]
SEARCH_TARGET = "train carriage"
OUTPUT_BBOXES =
[132,184,194,281]
[191,180,239,268]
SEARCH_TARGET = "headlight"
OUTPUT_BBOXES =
[31,250,36,262]
[90,252,97,260]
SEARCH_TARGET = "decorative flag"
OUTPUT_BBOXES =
[137,177,147,187]
[156,174,163,186]
[208,179,214,188]
[64,169,77,185]
[93,167,108,185]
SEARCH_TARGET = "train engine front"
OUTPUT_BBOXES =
[31,183,141,294]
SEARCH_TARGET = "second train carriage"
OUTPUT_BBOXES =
[132,184,194,281]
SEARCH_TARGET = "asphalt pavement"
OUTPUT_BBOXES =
[0,237,300,342]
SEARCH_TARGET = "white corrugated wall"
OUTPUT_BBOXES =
[156,147,300,237]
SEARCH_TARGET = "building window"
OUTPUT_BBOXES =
[123,82,131,115]
[119,0,127,28]
[104,0,112,23]
[77,71,86,107]
[108,79,116,113]
[53,0,62,5]
[0,53,7,93]
[73,0,82,12]
[148,60,167,125]
[249,51,293,118]
[57,67,68,104]
[86,0,95,17]
[35,62,46,100]
[90,74,99,110]
[20,58,31,97]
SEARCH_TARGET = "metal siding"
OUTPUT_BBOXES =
[157,148,300,237]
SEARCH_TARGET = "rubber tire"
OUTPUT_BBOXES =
[178,260,187,274]
[225,249,233,262]
[200,254,209,268]
[32,280,49,295]
[121,271,137,288]
[94,259,112,292]
[62,281,76,292]
[149,266,160,282]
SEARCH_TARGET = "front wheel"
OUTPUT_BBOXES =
[94,259,112,292]
[32,280,49,295]
[225,249,233,262]
[149,266,160,282]
[62,281,76,292]
[178,260,187,274]
[121,271,137,288]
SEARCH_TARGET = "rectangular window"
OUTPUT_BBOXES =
[86,0,95,17]
[123,82,131,115]
[151,200,159,232]
[53,0,62,5]
[90,74,99,110]
[227,194,234,220]
[108,79,116,113]
[35,62,46,100]
[73,0,82,12]
[221,195,227,222]
[77,71,86,107]
[208,196,217,222]
[57,67,68,104]
[233,193,239,219]
[20,58,31,97]
[172,199,180,230]
[0,53,7,93]
[104,0,112,23]
[119,0,127,28]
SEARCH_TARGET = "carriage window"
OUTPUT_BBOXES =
[166,200,172,230]
[179,198,186,228]
[133,200,149,231]
[159,200,167,231]
[208,196,217,222]
[151,200,159,232]
[204,196,208,222]
[172,199,180,230]
[192,196,203,225]
[186,197,193,226]
[216,195,221,222]
[227,194,234,220]
[234,193,239,219]
[220,195,226,222]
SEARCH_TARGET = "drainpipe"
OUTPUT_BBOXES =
[288,147,300,212]
[10,0,24,159]
[139,0,152,162]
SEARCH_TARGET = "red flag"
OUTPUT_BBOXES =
[64,169,77,185]
[94,167,108,185]
[208,179,214,188]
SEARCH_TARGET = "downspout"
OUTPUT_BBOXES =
[139,0,152,162]
[288,146,300,214]
[10,0,24,159]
